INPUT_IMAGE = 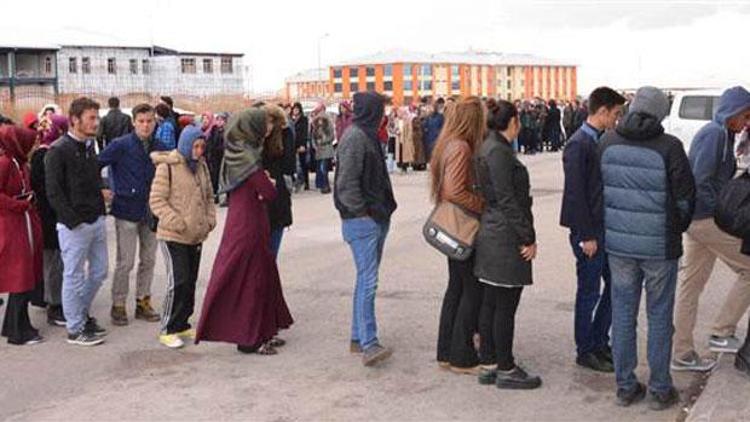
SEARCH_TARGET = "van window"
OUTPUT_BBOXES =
[679,96,713,121]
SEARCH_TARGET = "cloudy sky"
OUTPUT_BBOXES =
[3,0,748,95]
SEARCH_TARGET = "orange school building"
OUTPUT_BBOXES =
[327,50,577,105]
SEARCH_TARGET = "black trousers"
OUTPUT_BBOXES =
[297,152,310,189]
[1,291,38,344]
[437,257,482,367]
[160,241,202,335]
[479,285,523,371]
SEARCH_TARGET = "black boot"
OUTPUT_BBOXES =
[735,316,750,376]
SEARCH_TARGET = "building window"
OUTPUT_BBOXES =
[82,57,91,74]
[107,57,117,74]
[404,64,412,77]
[181,58,196,74]
[129,59,138,75]
[451,64,459,77]
[334,83,342,93]
[44,57,52,74]
[142,59,150,75]
[349,82,359,92]
[384,64,392,77]
[421,80,433,91]
[203,59,213,74]
[366,81,375,91]
[220,57,233,74]
[507,80,512,90]
[384,81,393,91]
[68,57,77,74]
[333,68,342,78]
[507,67,512,77]
[349,67,359,79]
[404,80,413,91]
[366,66,375,77]
[421,64,432,76]
[451,80,460,91]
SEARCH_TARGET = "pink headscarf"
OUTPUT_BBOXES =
[335,101,354,140]
[311,102,326,118]
[201,111,215,138]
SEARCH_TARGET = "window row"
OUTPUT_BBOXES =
[180,58,233,74]
[67,57,233,75]
[68,57,150,75]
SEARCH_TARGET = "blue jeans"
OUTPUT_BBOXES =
[609,255,677,394]
[342,217,389,351]
[270,227,284,259]
[58,217,109,335]
[315,159,330,190]
[570,233,612,356]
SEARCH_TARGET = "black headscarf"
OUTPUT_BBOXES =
[352,92,385,143]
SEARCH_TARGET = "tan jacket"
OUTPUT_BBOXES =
[149,150,216,245]
[438,140,484,215]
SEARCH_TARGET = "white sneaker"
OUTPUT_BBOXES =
[671,351,717,372]
[709,335,742,353]
[159,334,184,349]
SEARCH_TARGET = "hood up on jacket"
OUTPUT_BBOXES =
[615,86,670,141]
[352,92,385,143]
[714,86,750,126]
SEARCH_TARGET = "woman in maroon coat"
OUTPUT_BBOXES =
[0,125,44,345]
[196,107,293,355]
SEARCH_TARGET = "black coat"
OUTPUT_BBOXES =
[474,132,535,286]
[98,109,133,149]
[30,147,58,249]
[293,115,309,150]
[44,134,106,229]
[206,126,225,193]
[264,126,296,229]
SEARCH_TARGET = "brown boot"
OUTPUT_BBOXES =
[111,305,129,326]
[135,296,160,322]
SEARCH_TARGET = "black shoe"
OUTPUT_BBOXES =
[67,331,104,347]
[648,388,679,411]
[594,346,613,364]
[320,187,331,194]
[616,382,646,407]
[47,305,66,327]
[735,348,750,376]
[85,316,107,337]
[577,352,614,373]
[495,365,542,390]
[478,366,497,385]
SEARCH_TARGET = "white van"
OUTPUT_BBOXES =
[662,89,722,153]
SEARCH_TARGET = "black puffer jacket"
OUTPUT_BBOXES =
[44,134,105,229]
[474,131,535,286]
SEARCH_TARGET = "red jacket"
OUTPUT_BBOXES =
[377,117,389,145]
[0,137,43,293]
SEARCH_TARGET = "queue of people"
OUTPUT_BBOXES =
[0,85,749,414]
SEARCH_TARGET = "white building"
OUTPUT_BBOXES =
[56,45,244,97]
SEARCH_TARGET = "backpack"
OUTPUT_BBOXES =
[714,170,750,239]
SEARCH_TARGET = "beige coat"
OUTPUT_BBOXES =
[149,150,216,245]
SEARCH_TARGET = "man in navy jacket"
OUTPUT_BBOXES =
[99,103,164,326]
[560,87,625,373]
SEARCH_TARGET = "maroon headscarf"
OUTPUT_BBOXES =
[0,126,37,163]
[41,115,68,147]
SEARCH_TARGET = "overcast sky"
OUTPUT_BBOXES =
[3,0,748,95]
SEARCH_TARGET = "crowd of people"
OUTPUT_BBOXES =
[0,84,749,412]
